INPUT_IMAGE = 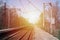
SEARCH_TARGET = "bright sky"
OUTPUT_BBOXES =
[2,0,60,24]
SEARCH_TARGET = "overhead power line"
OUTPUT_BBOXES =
[27,0,41,11]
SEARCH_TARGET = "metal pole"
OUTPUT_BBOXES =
[50,6,53,34]
[43,3,45,29]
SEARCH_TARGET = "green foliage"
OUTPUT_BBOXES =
[58,30,60,40]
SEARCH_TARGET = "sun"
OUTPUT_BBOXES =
[21,11,40,24]
[27,12,39,24]
[19,5,41,24]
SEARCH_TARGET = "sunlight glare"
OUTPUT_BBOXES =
[20,5,41,24]
[22,11,40,24]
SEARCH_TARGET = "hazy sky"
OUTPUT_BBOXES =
[5,0,60,11]
[4,0,60,14]
[2,0,60,23]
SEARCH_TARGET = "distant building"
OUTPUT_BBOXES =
[0,1,19,29]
